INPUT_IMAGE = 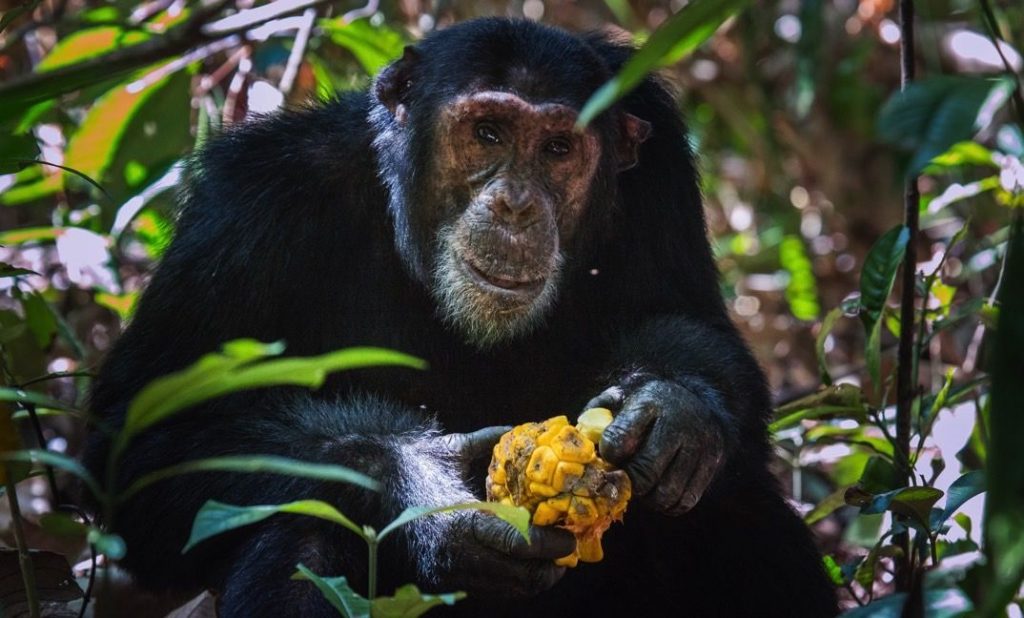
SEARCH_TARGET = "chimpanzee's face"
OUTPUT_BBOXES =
[427,91,603,346]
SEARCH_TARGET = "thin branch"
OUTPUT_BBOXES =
[279,8,316,95]
[978,0,1024,128]
[341,0,378,23]
[894,0,919,597]
[0,0,335,109]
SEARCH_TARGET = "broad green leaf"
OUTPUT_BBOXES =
[22,291,58,348]
[292,565,370,618]
[805,487,850,525]
[87,530,126,559]
[856,456,902,494]
[980,215,1024,616]
[822,555,845,586]
[379,501,531,542]
[0,0,42,34]
[36,27,151,72]
[121,341,425,448]
[95,292,138,321]
[0,449,102,500]
[120,454,381,502]
[0,133,40,173]
[852,486,944,530]
[63,69,189,200]
[924,141,998,173]
[320,18,405,76]
[39,512,90,539]
[770,383,864,433]
[931,470,985,531]
[0,263,38,278]
[803,425,894,457]
[0,227,63,245]
[865,319,883,389]
[839,587,972,617]
[780,235,821,321]
[372,584,466,617]
[815,308,842,385]
[859,225,909,329]
[877,76,1014,175]
[0,387,76,412]
[184,499,364,553]
[578,0,750,127]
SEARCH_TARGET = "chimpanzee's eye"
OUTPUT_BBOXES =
[475,122,502,145]
[543,137,572,157]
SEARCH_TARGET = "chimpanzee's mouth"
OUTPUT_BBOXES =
[462,259,546,295]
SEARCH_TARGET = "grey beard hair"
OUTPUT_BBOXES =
[432,227,564,348]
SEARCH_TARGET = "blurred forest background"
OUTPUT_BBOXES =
[0,0,1022,615]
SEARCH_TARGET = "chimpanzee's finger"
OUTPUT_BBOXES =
[584,386,625,413]
[599,396,658,466]
[443,425,512,460]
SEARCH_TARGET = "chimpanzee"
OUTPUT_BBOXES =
[84,17,838,617]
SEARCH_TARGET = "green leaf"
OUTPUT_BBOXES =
[0,0,42,35]
[39,512,90,539]
[36,27,151,73]
[856,456,902,494]
[770,383,865,433]
[924,141,998,173]
[292,565,370,618]
[980,215,1024,617]
[865,319,883,390]
[120,454,381,502]
[0,387,76,412]
[0,449,102,500]
[63,68,190,199]
[320,18,405,76]
[372,584,466,617]
[853,486,944,530]
[822,555,845,586]
[815,308,842,386]
[805,487,851,525]
[22,291,58,348]
[859,225,910,330]
[183,499,364,553]
[877,76,1014,175]
[87,530,126,559]
[0,227,63,245]
[120,341,425,449]
[932,470,984,530]
[577,0,750,127]
[0,133,40,173]
[378,501,530,542]
[839,587,972,617]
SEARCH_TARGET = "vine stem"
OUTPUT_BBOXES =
[5,464,41,618]
[367,533,379,601]
[894,0,919,596]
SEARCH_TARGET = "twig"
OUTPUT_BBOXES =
[894,0,919,597]
[4,464,40,618]
[0,0,335,108]
[978,0,1024,128]
[279,8,316,95]
[341,0,378,23]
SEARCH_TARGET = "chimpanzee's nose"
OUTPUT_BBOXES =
[488,187,540,228]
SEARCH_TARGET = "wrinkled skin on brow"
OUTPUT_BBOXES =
[436,91,601,276]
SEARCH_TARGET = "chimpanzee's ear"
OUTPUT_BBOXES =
[374,46,421,124]
[616,113,652,172]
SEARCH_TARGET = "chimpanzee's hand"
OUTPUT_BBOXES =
[430,426,576,597]
[435,511,576,597]
[586,378,728,515]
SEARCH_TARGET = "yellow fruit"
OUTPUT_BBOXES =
[485,411,630,567]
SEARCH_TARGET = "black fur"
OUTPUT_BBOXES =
[84,18,838,617]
